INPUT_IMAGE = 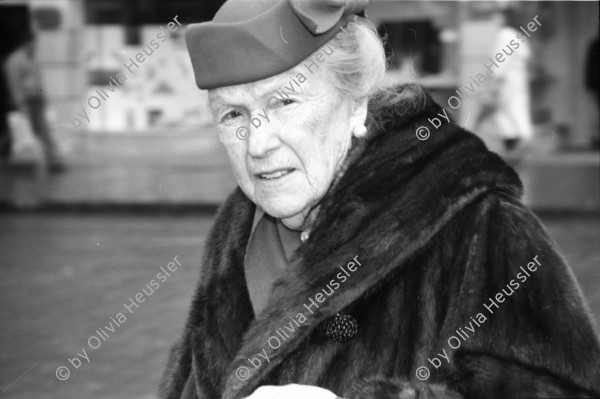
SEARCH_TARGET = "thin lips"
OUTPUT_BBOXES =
[254,167,295,176]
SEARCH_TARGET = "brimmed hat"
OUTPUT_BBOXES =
[185,0,368,90]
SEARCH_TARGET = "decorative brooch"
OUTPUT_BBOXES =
[323,312,358,343]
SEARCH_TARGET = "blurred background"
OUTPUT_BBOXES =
[0,0,598,398]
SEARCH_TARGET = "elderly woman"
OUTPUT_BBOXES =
[160,1,600,398]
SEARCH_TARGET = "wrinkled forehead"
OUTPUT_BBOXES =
[208,74,281,106]
[208,63,331,107]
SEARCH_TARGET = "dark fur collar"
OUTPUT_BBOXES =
[205,85,522,398]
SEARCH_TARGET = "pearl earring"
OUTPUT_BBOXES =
[353,124,367,137]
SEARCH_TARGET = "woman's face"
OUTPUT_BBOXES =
[209,65,365,230]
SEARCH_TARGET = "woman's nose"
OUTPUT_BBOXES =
[246,110,281,158]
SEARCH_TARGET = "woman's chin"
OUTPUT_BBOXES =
[259,200,309,227]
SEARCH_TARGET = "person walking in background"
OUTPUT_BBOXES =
[4,36,65,172]
[0,53,13,164]
[475,8,535,154]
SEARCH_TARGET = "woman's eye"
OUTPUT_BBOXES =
[222,111,242,121]
[268,97,295,108]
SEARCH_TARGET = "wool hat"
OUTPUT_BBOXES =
[185,0,368,90]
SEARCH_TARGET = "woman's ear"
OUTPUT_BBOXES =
[350,98,368,138]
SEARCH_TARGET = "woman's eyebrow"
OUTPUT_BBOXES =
[209,91,245,110]
[211,69,308,109]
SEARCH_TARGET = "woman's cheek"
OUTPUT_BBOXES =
[219,134,247,177]
[270,105,302,131]
[217,125,236,146]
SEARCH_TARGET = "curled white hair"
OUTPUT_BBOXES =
[312,16,427,133]
[316,16,387,102]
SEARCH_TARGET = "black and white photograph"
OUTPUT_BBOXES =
[0,0,599,398]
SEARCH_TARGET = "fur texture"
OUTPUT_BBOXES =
[159,85,600,399]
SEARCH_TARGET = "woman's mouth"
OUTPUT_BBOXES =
[257,168,295,180]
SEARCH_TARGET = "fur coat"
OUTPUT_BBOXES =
[159,85,600,399]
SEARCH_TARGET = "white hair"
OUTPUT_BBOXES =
[314,16,427,132]
[317,16,387,101]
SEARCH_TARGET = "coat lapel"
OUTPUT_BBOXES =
[187,190,257,396]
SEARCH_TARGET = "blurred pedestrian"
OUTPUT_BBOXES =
[475,8,535,153]
[0,53,13,164]
[4,37,65,172]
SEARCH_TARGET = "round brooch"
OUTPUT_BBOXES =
[324,313,358,343]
